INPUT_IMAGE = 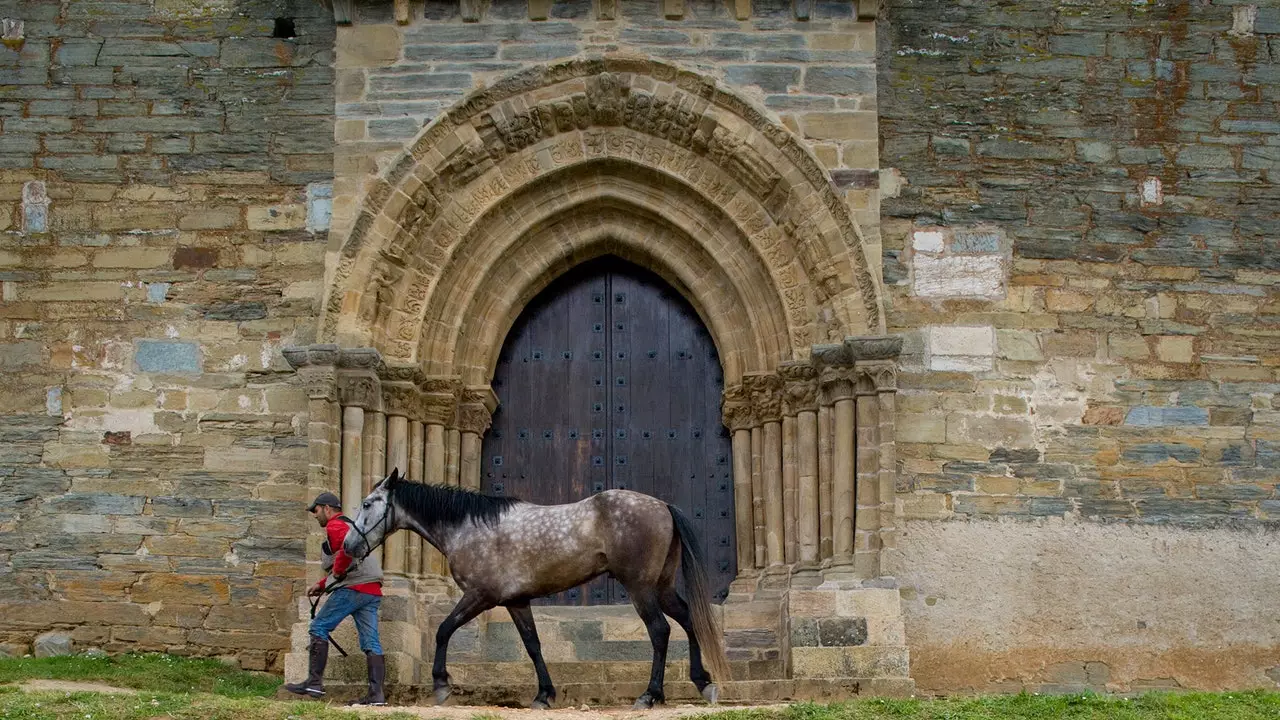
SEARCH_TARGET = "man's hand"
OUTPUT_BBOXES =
[307,580,325,598]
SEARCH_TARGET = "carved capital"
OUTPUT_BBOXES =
[744,372,784,424]
[382,383,421,419]
[862,361,898,393]
[337,371,381,411]
[296,365,337,402]
[819,366,857,404]
[379,362,419,385]
[809,341,853,369]
[779,361,819,415]
[420,376,463,426]
[721,383,756,431]
[458,385,499,435]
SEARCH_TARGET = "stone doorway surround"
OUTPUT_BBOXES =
[282,57,912,702]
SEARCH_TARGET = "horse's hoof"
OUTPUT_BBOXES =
[632,693,659,710]
[433,686,452,706]
[531,700,552,710]
[701,683,720,705]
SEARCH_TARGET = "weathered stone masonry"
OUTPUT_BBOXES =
[0,0,334,669]
[879,0,1280,694]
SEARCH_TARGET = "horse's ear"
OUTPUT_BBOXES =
[388,467,401,484]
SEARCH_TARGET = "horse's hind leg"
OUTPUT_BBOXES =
[431,591,492,706]
[658,588,717,703]
[506,602,556,709]
[629,589,671,710]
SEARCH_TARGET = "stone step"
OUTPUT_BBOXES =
[299,677,917,707]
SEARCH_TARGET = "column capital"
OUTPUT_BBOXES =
[779,361,818,415]
[744,371,784,424]
[420,376,463,426]
[458,385,498,434]
[337,370,382,411]
[861,361,898,393]
[819,366,857,404]
[721,383,757,431]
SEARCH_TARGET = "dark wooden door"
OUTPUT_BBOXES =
[482,257,736,605]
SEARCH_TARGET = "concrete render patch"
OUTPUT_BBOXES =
[889,519,1280,693]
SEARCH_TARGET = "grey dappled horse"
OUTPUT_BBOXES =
[343,468,731,710]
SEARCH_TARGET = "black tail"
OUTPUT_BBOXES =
[667,504,732,682]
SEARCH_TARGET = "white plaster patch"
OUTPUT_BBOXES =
[1230,5,1257,36]
[912,229,946,254]
[913,255,1005,299]
[306,181,333,234]
[65,407,161,435]
[1141,176,1163,206]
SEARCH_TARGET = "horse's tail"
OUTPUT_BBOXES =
[667,503,733,682]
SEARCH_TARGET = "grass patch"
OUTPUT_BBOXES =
[0,653,280,698]
[0,686,424,720]
[704,692,1280,720]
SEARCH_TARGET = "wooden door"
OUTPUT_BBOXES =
[481,257,736,605]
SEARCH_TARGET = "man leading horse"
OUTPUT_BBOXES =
[284,491,387,706]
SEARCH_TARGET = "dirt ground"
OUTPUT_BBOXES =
[12,680,779,719]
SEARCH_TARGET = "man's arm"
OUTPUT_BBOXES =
[326,519,355,580]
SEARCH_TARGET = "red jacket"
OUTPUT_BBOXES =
[319,515,382,596]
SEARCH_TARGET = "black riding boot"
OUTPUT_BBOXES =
[348,652,387,706]
[284,635,329,698]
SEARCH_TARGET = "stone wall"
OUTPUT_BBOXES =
[878,0,1280,692]
[329,0,882,281]
[0,0,334,669]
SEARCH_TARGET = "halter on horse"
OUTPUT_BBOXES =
[343,468,731,710]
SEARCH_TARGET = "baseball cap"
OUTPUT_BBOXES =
[307,491,342,512]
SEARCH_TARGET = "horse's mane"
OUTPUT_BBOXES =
[388,477,519,528]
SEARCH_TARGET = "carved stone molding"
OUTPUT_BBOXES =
[382,383,421,419]
[846,335,903,362]
[282,343,340,370]
[338,347,383,371]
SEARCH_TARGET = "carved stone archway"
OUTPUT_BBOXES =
[284,56,908,695]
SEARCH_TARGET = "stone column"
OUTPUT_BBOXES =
[341,406,364,516]
[445,428,461,486]
[818,403,833,561]
[749,425,764,569]
[384,413,409,576]
[781,414,798,564]
[821,367,857,571]
[854,372,880,580]
[875,365,899,569]
[407,420,425,577]
[458,386,497,491]
[723,384,756,575]
[747,373,784,568]
[782,362,820,578]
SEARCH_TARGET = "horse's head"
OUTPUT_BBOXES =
[343,467,403,560]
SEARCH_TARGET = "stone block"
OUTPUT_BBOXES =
[913,255,1005,299]
[1123,443,1201,465]
[1156,336,1195,363]
[34,632,73,658]
[803,66,875,95]
[44,493,145,515]
[817,617,868,647]
[132,573,230,604]
[725,65,800,93]
[1124,406,1209,427]
[791,646,909,679]
[948,414,1034,448]
[897,414,945,444]
[337,25,402,66]
[0,340,42,367]
[800,112,875,141]
[247,204,306,231]
[134,340,200,374]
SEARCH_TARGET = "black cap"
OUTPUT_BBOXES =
[307,492,342,512]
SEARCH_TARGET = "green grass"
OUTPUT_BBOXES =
[2,654,1279,719]
[704,692,1280,720]
[0,685,423,720]
[0,653,280,698]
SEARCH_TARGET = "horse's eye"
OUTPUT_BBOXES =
[362,501,370,509]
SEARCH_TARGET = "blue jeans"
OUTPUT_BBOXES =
[310,588,383,655]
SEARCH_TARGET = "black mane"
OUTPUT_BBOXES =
[388,478,519,529]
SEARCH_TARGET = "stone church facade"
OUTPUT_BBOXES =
[0,0,1277,701]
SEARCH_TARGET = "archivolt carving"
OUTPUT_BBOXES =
[323,57,883,382]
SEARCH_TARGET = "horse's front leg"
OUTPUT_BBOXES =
[506,602,556,709]
[431,591,492,705]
